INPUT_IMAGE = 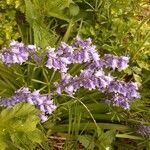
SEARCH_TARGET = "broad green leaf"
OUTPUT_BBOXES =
[24,0,58,47]
[0,103,44,149]
[0,139,7,150]
[27,129,45,144]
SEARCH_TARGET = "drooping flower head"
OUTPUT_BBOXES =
[104,54,129,70]
[46,47,71,72]
[0,37,140,111]
[0,87,56,122]
[0,40,36,65]
[137,125,150,138]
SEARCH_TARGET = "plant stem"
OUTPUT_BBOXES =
[62,20,74,42]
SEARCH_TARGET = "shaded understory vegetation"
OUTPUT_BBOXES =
[0,0,150,149]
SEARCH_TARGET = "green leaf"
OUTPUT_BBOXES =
[98,130,116,149]
[124,67,133,75]
[0,138,7,150]
[27,129,45,144]
[43,0,72,21]
[24,0,58,47]
[133,74,142,83]
[24,0,40,24]
[136,60,150,70]
[69,3,80,16]
[78,135,95,149]
[0,103,44,149]
[102,44,114,52]
[132,66,142,74]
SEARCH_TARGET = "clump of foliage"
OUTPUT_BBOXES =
[0,103,45,150]
[0,0,20,47]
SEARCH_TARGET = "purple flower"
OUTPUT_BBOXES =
[56,66,140,109]
[104,54,129,70]
[126,82,140,99]
[0,41,29,64]
[72,37,100,63]
[79,69,96,90]
[55,73,78,95]
[40,114,48,123]
[73,50,89,63]
[0,37,140,111]
[118,56,129,70]
[111,95,129,109]
[73,36,92,48]
[57,42,74,57]
[137,125,150,138]
[0,87,56,122]
[0,41,38,65]
[46,47,71,72]
[104,54,118,70]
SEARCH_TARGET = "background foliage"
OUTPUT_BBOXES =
[0,0,150,149]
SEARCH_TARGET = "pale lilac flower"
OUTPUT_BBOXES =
[104,54,118,70]
[0,37,140,111]
[118,56,129,70]
[55,73,78,95]
[46,47,71,72]
[46,37,100,72]
[73,36,92,48]
[27,45,37,52]
[57,42,74,57]
[104,54,129,70]
[79,69,96,90]
[0,41,38,65]
[137,125,150,138]
[109,81,140,100]
[0,87,56,122]
[72,37,100,63]
[111,95,130,109]
[40,114,48,123]
[56,66,140,109]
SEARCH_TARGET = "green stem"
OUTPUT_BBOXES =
[62,19,74,42]
[116,134,143,140]
[52,123,130,132]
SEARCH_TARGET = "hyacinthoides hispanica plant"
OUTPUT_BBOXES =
[0,37,148,149]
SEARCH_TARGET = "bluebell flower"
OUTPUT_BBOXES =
[137,125,150,138]
[46,47,71,72]
[0,40,38,65]
[112,95,129,109]
[104,54,129,70]
[0,37,140,111]
[0,87,56,122]
[118,56,129,70]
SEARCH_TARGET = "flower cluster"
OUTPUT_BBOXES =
[0,37,140,110]
[0,87,56,122]
[0,40,36,65]
[103,54,129,70]
[137,125,150,138]
[46,37,100,72]
[49,37,140,109]
[55,68,140,109]
[46,47,71,72]
[46,37,129,73]
[108,81,140,109]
